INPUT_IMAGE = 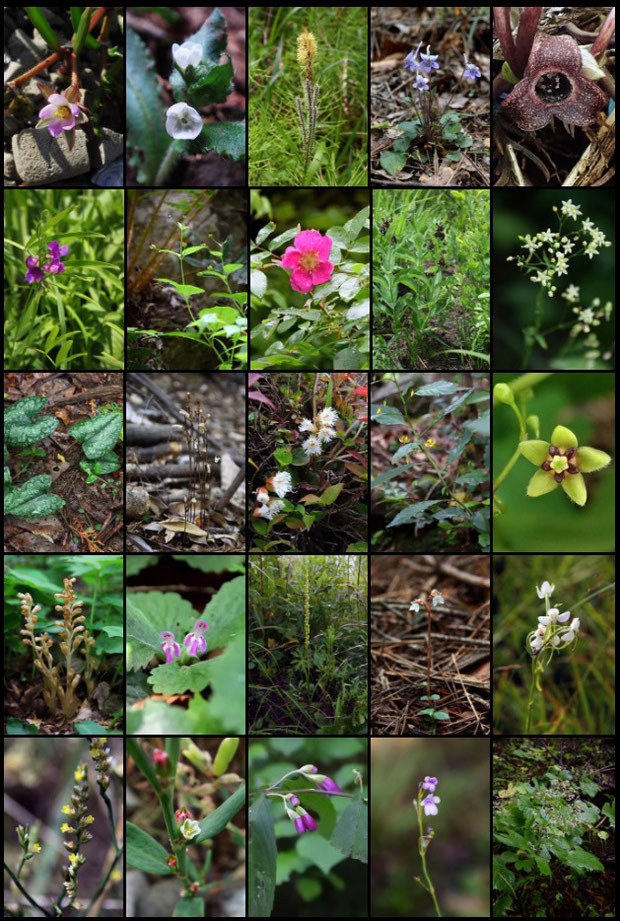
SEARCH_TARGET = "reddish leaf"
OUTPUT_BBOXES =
[249,390,276,410]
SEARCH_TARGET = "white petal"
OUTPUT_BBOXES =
[557,611,571,623]
[538,615,552,625]
[560,630,575,642]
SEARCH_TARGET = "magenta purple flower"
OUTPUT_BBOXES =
[24,241,69,285]
[299,763,341,793]
[160,631,181,664]
[184,619,209,656]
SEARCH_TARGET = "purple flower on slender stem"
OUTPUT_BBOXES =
[463,54,481,80]
[184,619,209,656]
[422,794,441,816]
[419,45,439,73]
[25,256,43,285]
[38,92,88,138]
[160,631,181,664]
[290,808,318,834]
[414,73,430,92]
[404,41,423,72]
[298,763,341,792]
[422,776,438,793]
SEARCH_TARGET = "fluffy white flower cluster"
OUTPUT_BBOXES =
[528,580,580,654]
[255,471,293,521]
[507,201,612,298]
[298,406,340,457]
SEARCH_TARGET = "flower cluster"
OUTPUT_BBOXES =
[420,775,441,816]
[270,763,341,836]
[60,763,94,909]
[159,619,209,664]
[254,470,294,521]
[166,42,204,139]
[25,241,69,284]
[562,291,613,367]
[410,589,445,614]
[507,201,612,297]
[520,423,611,506]
[299,406,340,457]
[280,229,334,294]
[526,579,580,656]
[89,737,112,793]
[404,41,482,86]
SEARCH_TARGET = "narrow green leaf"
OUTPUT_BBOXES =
[126,822,171,875]
[26,7,61,51]
[173,896,204,917]
[195,784,245,843]
[249,796,276,917]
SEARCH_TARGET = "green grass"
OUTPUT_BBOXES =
[4,189,124,370]
[493,554,615,734]
[249,6,367,186]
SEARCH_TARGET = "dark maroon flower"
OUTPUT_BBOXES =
[502,33,608,131]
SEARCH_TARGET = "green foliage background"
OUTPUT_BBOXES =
[371,738,490,917]
[4,189,124,370]
[249,737,368,918]
[492,554,615,735]
[493,372,615,551]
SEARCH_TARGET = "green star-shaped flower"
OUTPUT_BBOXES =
[520,424,611,506]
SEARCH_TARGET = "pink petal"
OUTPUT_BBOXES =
[68,103,80,117]
[39,103,56,119]
[294,229,324,252]
[309,261,334,286]
[48,121,64,138]
[290,269,314,293]
[316,235,333,260]
[61,116,77,131]
[280,247,301,269]
[48,93,68,105]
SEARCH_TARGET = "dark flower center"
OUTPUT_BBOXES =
[535,71,572,104]
[541,445,579,483]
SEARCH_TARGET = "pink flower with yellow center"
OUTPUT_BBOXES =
[38,93,87,139]
[279,229,334,294]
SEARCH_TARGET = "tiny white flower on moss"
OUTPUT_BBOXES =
[166,102,203,140]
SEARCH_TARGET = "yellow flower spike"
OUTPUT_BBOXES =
[83,815,94,825]
[69,853,79,866]
[520,424,611,506]
[60,823,74,834]
[74,768,86,782]
[61,805,73,816]
[33,843,41,853]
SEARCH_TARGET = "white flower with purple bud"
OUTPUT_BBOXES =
[160,631,181,664]
[184,619,209,657]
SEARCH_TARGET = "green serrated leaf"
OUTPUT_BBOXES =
[330,790,367,862]
[387,501,442,528]
[127,27,179,185]
[201,121,246,161]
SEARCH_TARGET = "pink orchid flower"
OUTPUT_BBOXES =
[280,229,334,294]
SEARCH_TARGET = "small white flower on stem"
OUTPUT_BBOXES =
[538,608,571,626]
[172,42,202,71]
[560,617,580,642]
[536,581,555,599]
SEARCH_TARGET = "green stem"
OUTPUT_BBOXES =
[4,862,52,917]
[493,444,522,493]
[79,844,124,916]
[525,655,537,733]
[416,793,441,917]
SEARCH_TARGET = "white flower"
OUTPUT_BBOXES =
[298,418,316,433]
[538,608,571,626]
[536,581,555,599]
[258,499,285,521]
[179,818,201,840]
[317,407,339,428]
[317,426,336,444]
[409,600,422,613]
[560,199,582,220]
[165,102,203,140]
[530,626,546,650]
[256,487,269,504]
[581,218,595,233]
[562,285,580,303]
[271,471,293,498]
[560,617,580,643]
[302,435,323,456]
[430,590,445,608]
[172,41,202,71]
[522,234,542,255]
[538,229,556,243]
[255,503,271,519]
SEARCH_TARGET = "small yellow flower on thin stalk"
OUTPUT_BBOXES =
[425,439,436,448]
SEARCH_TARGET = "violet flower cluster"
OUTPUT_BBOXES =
[421,775,441,816]
[159,619,209,664]
[403,41,481,89]
[272,763,341,836]
[25,241,69,285]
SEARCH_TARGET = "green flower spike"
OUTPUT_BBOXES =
[520,424,611,506]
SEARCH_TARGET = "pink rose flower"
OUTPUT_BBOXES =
[38,93,87,139]
[280,229,334,294]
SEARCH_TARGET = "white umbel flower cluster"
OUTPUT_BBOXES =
[299,406,340,457]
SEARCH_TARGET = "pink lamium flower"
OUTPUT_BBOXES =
[160,631,181,664]
[38,93,87,138]
[184,619,209,656]
[280,229,334,294]
[25,256,43,285]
